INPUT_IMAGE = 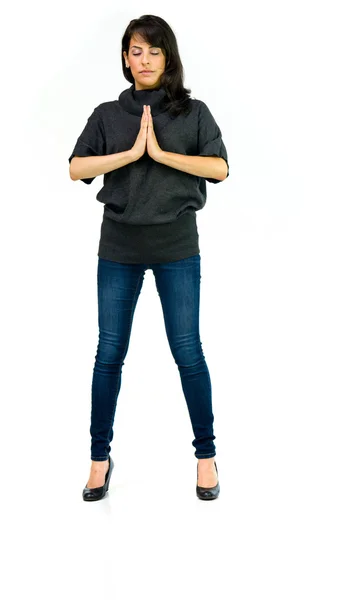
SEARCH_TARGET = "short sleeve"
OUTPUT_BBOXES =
[198,101,229,183]
[68,106,106,184]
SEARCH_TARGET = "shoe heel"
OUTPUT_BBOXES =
[105,456,114,492]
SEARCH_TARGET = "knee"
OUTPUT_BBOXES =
[171,339,205,368]
[95,339,127,366]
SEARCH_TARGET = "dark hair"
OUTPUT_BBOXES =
[121,15,192,118]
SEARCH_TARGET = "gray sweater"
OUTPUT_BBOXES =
[68,84,229,263]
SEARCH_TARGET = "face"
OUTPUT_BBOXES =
[123,35,166,90]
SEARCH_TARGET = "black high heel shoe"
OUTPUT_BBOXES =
[82,455,114,502]
[196,460,220,500]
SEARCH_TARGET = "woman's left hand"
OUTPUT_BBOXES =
[145,105,163,162]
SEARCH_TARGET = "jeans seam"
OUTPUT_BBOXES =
[196,453,216,457]
[91,456,109,460]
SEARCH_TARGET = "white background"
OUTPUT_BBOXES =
[1,1,336,598]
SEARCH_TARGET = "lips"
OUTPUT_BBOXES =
[140,71,153,73]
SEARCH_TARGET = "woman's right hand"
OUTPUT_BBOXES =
[131,105,148,160]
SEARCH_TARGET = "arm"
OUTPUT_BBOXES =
[155,151,228,181]
[69,149,138,181]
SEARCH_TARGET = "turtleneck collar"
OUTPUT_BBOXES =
[118,83,168,117]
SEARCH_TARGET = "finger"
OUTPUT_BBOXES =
[142,106,148,127]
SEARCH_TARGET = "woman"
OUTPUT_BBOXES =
[68,15,229,502]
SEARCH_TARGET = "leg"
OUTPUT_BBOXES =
[90,257,146,462]
[151,254,216,459]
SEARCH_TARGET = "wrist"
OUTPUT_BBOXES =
[154,149,165,163]
[128,148,140,162]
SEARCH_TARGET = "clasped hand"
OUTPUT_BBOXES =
[145,105,163,161]
[132,104,163,162]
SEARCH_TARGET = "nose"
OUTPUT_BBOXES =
[141,55,151,65]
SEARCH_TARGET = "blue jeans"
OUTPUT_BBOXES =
[90,253,216,460]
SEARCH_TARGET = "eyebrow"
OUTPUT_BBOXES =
[130,45,159,49]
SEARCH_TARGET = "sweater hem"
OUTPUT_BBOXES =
[97,244,200,264]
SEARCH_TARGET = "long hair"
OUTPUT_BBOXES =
[121,15,192,117]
